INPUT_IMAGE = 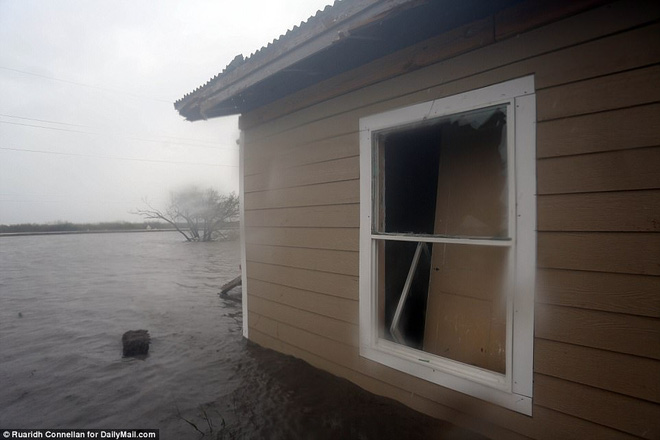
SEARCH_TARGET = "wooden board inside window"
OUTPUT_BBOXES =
[423,108,509,374]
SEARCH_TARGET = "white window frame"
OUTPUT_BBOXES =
[358,76,536,415]
[239,131,249,339]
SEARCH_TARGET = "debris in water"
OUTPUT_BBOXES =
[122,330,150,357]
[220,275,241,295]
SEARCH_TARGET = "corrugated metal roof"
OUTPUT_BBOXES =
[174,0,520,121]
[174,0,415,120]
[173,2,339,106]
[174,1,359,108]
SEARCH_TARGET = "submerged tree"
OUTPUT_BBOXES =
[133,187,239,242]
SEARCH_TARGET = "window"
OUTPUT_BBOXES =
[359,77,536,414]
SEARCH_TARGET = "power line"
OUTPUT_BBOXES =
[0,198,133,204]
[0,66,171,103]
[0,119,238,151]
[0,113,90,129]
[1,120,102,135]
[0,146,238,168]
[0,113,224,146]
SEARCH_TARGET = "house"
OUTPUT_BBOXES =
[175,0,660,438]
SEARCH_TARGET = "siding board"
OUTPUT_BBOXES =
[494,0,608,40]
[249,311,279,337]
[535,339,660,403]
[250,297,359,346]
[537,64,660,121]
[246,227,359,251]
[535,304,660,359]
[531,22,660,90]
[244,204,359,228]
[537,146,660,194]
[244,179,359,210]
[248,279,358,324]
[538,103,660,158]
[249,326,285,353]
[538,232,660,275]
[246,243,359,276]
[527,406,641,440]
[538,190,660,232]
[534,373,660,438]
[276,319,357,368]
[247,261,358,300]
[537,268,660,318]
[244,133,357,176]
[245,156,359,192]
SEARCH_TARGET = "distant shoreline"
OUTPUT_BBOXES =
[0,228,179,237]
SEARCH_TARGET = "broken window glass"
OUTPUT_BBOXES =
[374,104,509,374]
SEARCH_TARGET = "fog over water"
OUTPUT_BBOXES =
[0,0,333,225]
[0,232,485,439]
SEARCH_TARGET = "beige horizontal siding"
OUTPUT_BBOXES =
[246,244,359,276]
[244,133,357,176]
[536,64,660,121]
[248,278,358,324]
[537,103,660,159]
[241,1,660,438]
[535,304,660,360]
[247,261,358,300]
[245,156,358,193]
[534,374,660,438]
[534,339,660,403]
[537,190,660,232]
[244,204,359,228]
[249,296,359,346]
[244,179,359,210]
[538,232,660,276]
[537,146,660,195]
[536,269,660,318]
[246,227,358,251]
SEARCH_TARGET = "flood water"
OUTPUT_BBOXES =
[0,232,486,439]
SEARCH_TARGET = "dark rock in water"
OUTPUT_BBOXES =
[122,330,150,357]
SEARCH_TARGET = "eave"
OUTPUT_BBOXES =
[174,0,521,121]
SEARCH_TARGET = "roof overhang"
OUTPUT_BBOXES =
[174,0,521,121]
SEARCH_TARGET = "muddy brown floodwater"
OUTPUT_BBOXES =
[0,232,486,439]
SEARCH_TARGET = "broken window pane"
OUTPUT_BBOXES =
[424,243,508,374]
[375,104,509,239]
[377,240,432,350]
[374,104,510,374]
[377,241,508,374]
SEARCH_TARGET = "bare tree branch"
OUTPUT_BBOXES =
[131,188,238,242]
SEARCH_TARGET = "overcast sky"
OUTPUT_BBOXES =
[0,0,332,225]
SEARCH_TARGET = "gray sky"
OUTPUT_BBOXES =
[0,0,331,225]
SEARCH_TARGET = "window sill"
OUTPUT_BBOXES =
[360,342,533,415]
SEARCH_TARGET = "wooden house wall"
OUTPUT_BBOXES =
[239,1,660,438]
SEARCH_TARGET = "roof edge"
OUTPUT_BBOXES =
[175,0,421,120]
